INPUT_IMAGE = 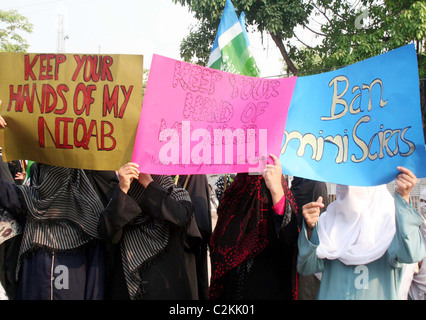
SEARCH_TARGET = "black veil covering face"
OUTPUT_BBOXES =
[176,174,212,300]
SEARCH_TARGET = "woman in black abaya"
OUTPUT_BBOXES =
[209,155,299,300]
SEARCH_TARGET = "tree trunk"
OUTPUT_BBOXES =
[270,33,298,76]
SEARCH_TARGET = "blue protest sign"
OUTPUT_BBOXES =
[280,44,426,186]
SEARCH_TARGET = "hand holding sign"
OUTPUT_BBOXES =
[302,196,324,238]
[118,162,140,194]
[263,154,284,205]
[138,173,153,188]
[395,166,418,203]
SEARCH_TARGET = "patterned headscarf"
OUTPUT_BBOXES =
[208,173,297,299]
[16,164,104,251]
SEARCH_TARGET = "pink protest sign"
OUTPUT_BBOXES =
[132,54,297,175]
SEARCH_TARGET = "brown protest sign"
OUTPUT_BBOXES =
[0,53,143,171]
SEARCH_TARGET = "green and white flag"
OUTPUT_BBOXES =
[207,0,260,77]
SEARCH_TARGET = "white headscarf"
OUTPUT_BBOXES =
[316,184,396,265]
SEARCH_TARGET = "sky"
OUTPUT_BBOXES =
[3,0,290,78]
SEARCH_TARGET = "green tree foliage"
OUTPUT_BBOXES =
[173,0,425,77]
[174,0,425,138]
[295,0,426,140]
[172,0,313,74]
[0,9,33,53]
[291,0,426,78]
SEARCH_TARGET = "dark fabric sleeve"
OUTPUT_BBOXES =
[138,181,194,229]
[269,207,299,250]
[0,234,22,300]
[0,166,22,214]
[0,155,15,184]
[177,175,212,239]
[263,183,299,249]
[97,186,143,244]
[278,211,299,248]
